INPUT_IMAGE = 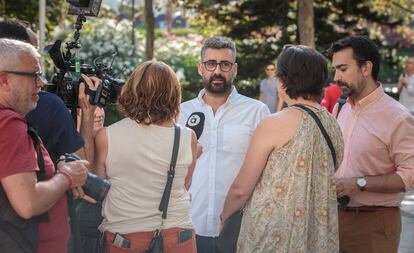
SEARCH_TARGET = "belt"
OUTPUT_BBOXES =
[339,205,399,213]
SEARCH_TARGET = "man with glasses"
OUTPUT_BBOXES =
[0,38,92,252]
[399,56,414,115]
[0,20,100,253]
[0,19,94,166]
[178,36,269,253]
[259,63,282,113]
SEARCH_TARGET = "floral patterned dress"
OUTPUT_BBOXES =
[237,108,344,253]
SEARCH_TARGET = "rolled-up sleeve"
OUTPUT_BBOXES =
[393,114,414,191]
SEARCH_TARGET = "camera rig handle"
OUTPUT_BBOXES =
[65,14,86,60]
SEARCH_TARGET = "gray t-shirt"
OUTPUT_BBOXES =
[260,78,278,113]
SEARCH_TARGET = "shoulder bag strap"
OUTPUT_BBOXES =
[158,125,180,219]
[335,94,347,119]
[26,124,49,223]
[0,220,37,253]
[292,104,337,167]
[26,124,46,181]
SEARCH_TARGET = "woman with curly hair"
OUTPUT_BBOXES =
[93,60,197,253]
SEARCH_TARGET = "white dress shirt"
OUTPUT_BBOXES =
[178,86,270,237]
[399,74,414,113]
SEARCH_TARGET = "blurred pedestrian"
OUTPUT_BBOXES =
[259,63,282,113]
[321,82,341,113]
[398,56,414,115]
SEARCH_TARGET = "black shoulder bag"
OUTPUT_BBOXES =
[144,125,180,253]
[0,122,49,253]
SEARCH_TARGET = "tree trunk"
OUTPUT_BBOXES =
[166,0,173,34]
[145,0,155,60]
[297,0,315,48]
[131,0,135,53]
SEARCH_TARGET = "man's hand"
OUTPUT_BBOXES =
[196,143,203,158]
[71,187,97,204]
[77,74,102,163]
[57,160,89,188]
[78,74,101,114]
[336,177,360,197]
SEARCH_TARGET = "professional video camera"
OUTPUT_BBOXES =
[46,0,124,115]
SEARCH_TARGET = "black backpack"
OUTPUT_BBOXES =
[0,123,49,253]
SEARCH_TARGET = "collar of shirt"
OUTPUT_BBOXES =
[197,85,237,108]
[348,83,384,113]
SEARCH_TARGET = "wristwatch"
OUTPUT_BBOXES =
[356,177,367,191]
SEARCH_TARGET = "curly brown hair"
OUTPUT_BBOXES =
[117,60,181,125]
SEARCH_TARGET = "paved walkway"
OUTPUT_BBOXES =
[398,191,414,253]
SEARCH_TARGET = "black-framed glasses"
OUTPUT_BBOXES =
[4,70,46,85]
[202,60,234,72]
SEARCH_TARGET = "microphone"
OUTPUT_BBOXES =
[185,112,205,140]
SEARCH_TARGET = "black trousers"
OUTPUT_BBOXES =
[196,234,219,253]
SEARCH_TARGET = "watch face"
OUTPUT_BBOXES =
[357,178,367,187]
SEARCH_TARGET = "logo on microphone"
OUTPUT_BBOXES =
[187,114,201,127]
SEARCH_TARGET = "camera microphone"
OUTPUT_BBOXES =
[185,112,205,140]
[337,195,350,207]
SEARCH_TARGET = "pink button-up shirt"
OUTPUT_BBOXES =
[335,85,414,207]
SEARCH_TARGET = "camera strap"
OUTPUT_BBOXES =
[27,124,46,181]
[26,124,49,223]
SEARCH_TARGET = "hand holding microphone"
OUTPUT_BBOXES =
[186,112,205,158]
[185,112,205,140]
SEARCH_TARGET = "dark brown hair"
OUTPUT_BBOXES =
[328,36,380,81]
[277,45,327,102]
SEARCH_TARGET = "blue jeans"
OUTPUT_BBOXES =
[196,234,219,253]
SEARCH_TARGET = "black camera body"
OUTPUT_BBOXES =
[45,0,124,111]
[46,41,124,109]
[62,153,110,203]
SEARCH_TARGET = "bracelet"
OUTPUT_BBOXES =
[57,170,73,189]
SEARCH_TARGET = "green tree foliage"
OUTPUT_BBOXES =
[0,0,67,32]
[181,0,290,75]
[180,0,410,89]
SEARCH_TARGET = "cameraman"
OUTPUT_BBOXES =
[0,38,90,252]
[0,19,95,164]
[0,20,100,253]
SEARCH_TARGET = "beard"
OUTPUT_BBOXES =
[336,80,356,97]
[203,74,233,95]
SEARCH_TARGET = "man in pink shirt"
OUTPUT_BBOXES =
[331,36,414,253]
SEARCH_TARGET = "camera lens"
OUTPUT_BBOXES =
[82,173,111,203]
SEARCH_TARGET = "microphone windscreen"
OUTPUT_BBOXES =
[185,112,205,140]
